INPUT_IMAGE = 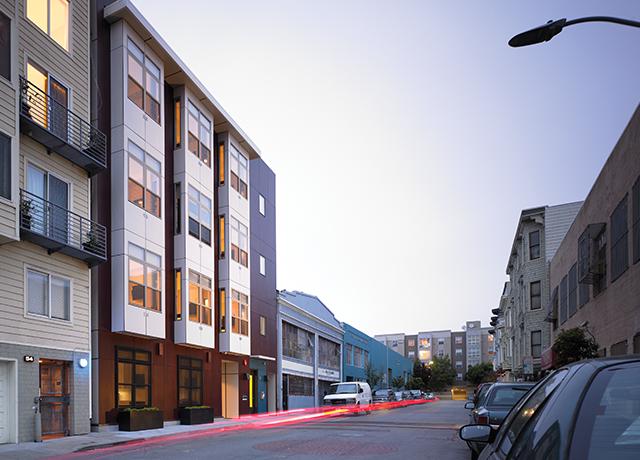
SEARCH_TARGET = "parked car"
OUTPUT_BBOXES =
[402,390,413,400]
[473,382,494,406]
[463,383,534,458]
[424,391,435,400]
[410,390,423,400]
[372,389,396,403]
[394,391,405,403]
[459,357,640,460]
[323,382,372,414]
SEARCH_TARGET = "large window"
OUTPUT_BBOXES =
[0,133,9,199]
[345,343,353,366]
[187,101,211,166]
[178,357,202,407]
[0,12,10,80]
[282,322,314,364]
[27,0,68,50]
[529,230,540,260]
[231,289,248,335]
[188,185,211,245]
[128,141,161,217]
[259,315,266,336]
[559,275,568,324]
[127,39,160,123]
[230,216,248,267]
[287,375,313,396]
[530,281,541,310]
[116,348,151,408]
[175,269,182,320]
[318,337,340,370]
[219,288,226,332]
[568,263,577,317]
[128,243,161,312]
[218,215,225,258]
[611,195,629,282]
[229,144,248,199]
[633,177,640,264]
[531,330,542,358]
[188,270,211,325]
[353,346,364,368]
[26,268,70,321]
[593,228,607,296]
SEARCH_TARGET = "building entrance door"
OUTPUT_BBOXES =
[0,362,9,443]
[40,360,70,439]
[221,361,239,419]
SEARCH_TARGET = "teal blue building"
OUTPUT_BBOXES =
[342,323,413,389]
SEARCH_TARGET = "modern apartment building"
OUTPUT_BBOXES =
[89,0,274,427]
[503,202,582,378]
[0,0,106,442]
[465,321,492,368]
[277,290,343,410]
[547,105,640,362]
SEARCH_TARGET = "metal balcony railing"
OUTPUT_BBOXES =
[20,189,107,266]
[19,77,107,175]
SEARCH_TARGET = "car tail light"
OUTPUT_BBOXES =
[477,414,489,425]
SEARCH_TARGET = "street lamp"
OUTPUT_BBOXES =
[509,16,640,48]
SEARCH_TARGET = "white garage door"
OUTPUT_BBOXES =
[0,362,8,444]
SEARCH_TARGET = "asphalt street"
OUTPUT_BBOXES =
[83,400,470,459]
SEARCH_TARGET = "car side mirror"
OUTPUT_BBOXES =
[459,424,494,443]
[358,388,364,393]
[464,402,475,410]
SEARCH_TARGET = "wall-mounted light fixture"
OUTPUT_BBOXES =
[78,358,88,368]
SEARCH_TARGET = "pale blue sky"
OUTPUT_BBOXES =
[134,0,640,336]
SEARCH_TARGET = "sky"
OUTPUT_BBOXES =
[134,0,640,337]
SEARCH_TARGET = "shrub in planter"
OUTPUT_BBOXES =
[179,406,214,425]
[118,407,164,431]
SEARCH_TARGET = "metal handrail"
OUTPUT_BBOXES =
[20,189,107,260]
[19,77,107,169]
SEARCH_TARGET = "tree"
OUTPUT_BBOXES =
[552,327,598,367]
[391,375,406,390]
[412,359,432,388]
[407,376,425,390]
[429,356,456,391]
[364,361,383,388]
[465,363,495,385]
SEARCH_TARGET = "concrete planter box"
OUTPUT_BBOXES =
[179,407,214,425]
[118,409,164,431]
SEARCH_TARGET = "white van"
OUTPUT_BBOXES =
[323,382,372,413]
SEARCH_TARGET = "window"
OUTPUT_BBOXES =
[0,12,10,80]
[408,351,415,359]
[568,263,577,317]
[282,322,314,364]
[611,195,629,282]
[174,269,182,321]
[219,288,226,332]
[128,243,161,312]
[531,330,542,358]
[345,344,353,365]
[610,340,628,356]
[457,373,463,380]
[287,375,313,396]
[187,185,211,245]
[229,144,248,199]
[259,255,266,276]
[529,230,540,260]
[633,177,640,264]
[174,183,181,234]
[354,346,363,368]
[408,338,416,347]
[218,143,225,185]
[455,336,463,344]
[127,39,160,123]
[128,141,161,217]
[578,280,590,308]
[318,337,340,370]
[188,270,211,325]
[455,348,463,355]
[187,101,211,166]
[26,268,70,320]
[231,289,248,335]
[178,357,202,407]
[174,98,181,147]
[530,281,541,310]
[259,315,266,336]
[116,348,151,408]
[27,0,68,50]
[259,194,265,216]
[218,215,225,258]
[593,228,607,296]
[634,334,640,354]
[230,216,248,267]
[364,350,369,365]
[0,133,9,199]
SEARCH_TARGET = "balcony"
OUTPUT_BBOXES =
[19,77,107,175]
[20,189,107,266]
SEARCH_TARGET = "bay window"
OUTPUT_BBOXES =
[187,101,211,166]
[128,141,161,217]
[188,185,211,245]
[127,39,161,123]
[128,243,161,312]
[188,270,212,325]
[231,289,248,335]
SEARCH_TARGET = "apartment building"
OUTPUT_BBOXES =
[547,105,640,362]
[451,331,466,382]
[503,202,582,378]
[277,290,343,410]
[0,0,107,442]
[89,0,274,426]
[405,334,417,360]
[465,321,492,368]
[491,282,510,373]
[373,333,405,357]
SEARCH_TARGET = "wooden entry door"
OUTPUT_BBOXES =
[40,360,70,438]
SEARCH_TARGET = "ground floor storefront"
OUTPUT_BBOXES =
[0,343,90,443]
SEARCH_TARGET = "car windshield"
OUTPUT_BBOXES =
[374,390,389,396]
[486,386,531,407]
[330,384,358,394]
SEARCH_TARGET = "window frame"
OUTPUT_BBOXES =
[259,254,266,276]
[0,11,11,82]
[187,185,211,245]
[229,143,248,199]
[229,216,248,267]
[231,289,249,336]
[529,280,542,310]
[531,330,542,358]
[115,347,151,409]
[128,141,161,218]
[177,356,203,408]
[24,266,71,322]
[26,0,70,51]
[219,288,226,332]
[529,230,540,260]
[259,194,265,216]
[188,269,212,326]
[127,243,162,312]
[126,38,161,124]
[259,315,266,336]
[186,100,211,167]
[633,177,640,265]
[0,132,11,200]
[610,195,629,282]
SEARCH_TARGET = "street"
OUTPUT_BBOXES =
[66,400,470,460]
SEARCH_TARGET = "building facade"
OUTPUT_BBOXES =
[343,323,412,388]
[451,331,467,382]
[277,291,343,410]
[373,333,405,357]
[548,105,640,361]
[0,0,106,442]
[503,202,582,378]
[405,334,417,360]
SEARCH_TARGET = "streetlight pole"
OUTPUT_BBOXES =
[509,16,640,48]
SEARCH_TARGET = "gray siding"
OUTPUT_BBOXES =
[544,202,583,262]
